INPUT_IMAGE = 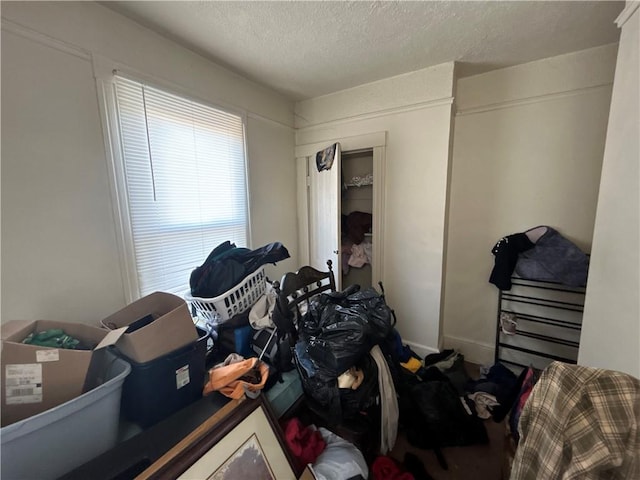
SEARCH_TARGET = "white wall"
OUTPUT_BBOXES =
[295,64,456,354]
[1,27,125,324]
[246,115,298,279]
[579,3,640,378]
[443,45,617,364]
[1,2,296,323]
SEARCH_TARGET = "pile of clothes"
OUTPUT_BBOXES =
[285,417,370,480]
[189,241,290,298]
[466,362,531,421]
[489,225,589,290]
[397,349,489,454]
[341,212,373,274]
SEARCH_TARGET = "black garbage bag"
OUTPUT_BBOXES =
[402,370,488,450]
[325,287,392,338]
[307,323,368,377]
[295,340,380,427]
[302,286,394,377]
[339,353,379,420]
[293,340,343,424]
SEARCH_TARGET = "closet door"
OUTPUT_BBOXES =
[307,148,341,284]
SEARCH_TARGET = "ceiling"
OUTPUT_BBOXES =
[103,1,623,101]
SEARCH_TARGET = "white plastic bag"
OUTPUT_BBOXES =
[310,427,368,480]
[248,281,277,329]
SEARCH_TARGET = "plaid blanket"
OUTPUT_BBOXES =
[511,361,640,480]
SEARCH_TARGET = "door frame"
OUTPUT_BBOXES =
[295,131,386,289]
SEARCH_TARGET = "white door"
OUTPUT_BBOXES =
[307,143,341,285]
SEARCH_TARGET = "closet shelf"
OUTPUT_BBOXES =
[344,173,373,188]
[344,182,373,188]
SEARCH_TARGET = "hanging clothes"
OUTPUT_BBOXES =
[344,211,372,244]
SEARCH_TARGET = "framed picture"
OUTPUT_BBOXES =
[138,395,299,480]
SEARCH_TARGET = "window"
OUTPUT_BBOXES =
[109,75,248,297]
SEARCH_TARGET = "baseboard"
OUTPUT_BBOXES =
[442,335,495,366]
[402,340,440,359]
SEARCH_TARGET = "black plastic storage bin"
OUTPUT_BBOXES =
[118,327,209,428]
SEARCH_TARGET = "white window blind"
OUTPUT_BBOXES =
[113,75,248,297]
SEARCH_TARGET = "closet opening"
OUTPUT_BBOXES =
[341,148,374,289]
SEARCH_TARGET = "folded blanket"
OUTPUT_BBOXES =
[515,226,588,286]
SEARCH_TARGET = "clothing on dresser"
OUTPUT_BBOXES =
[489,233,535,290]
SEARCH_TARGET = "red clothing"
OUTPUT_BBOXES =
[371,455,414,480]
[284,418,326,466]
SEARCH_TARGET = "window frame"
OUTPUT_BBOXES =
[95,59,252,302]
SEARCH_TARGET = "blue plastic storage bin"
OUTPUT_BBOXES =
[0,351,131,480]
[119,327,208,428]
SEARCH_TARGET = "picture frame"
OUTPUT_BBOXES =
[137,395,300,480]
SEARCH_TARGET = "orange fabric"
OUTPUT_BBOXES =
[203,358,269,399]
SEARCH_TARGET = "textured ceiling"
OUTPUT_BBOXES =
[103,1,623,101]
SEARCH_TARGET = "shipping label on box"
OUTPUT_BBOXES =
[176,364,190,389]
[5,364,43,405]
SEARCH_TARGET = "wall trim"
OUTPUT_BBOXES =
[93,54,251,122]
[247,112,295,132]
[616,1,640,28]
[403,340,440,359]
[456,82,613,117]
[3,18,293,130]
[1,18,91,61]
[295,131,386,158]
[296,96,454,132]
[443,335,495,366]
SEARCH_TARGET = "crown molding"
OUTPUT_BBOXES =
[456,83,612,117]
[615,2,640,28]
[1,18,90,60]
[296,96,454,133]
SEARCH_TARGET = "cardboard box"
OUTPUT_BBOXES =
[100,292,198,363]
[1,320,126,427]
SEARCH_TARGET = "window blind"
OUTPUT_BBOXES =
[113,75,248,296]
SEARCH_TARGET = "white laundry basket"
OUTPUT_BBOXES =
[185,266,267,322]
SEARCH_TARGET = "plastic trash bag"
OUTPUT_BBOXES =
[301,286,393,377]
[310,427,369,480]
